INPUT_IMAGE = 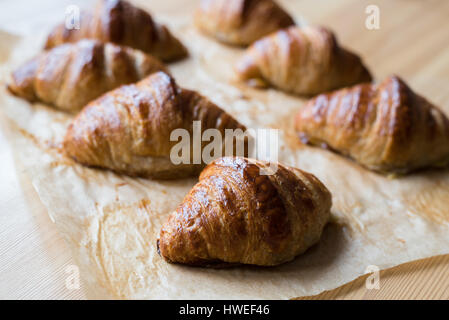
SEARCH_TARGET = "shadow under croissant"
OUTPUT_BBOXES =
[65,157,206,180]
[156,222,348,270]
[232,78,322,102]
[298,132,449,177]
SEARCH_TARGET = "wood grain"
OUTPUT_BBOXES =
[299,255,449,299]
[0,0,448,299]
[0,115,86,300]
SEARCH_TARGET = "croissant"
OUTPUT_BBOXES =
[7,40,167,112]
[45,0,187,62]
[158,156,332,267]
[194,0,295,46]
[295,75,449,174]
[63,72,247,179]
[236,26,372,96]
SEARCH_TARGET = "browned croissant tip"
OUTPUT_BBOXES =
[43,24,64,50]
[158,156,332,267]
[157,25,189,62]
[157,235,240,268]
[362,67,373,83]
[10,40,168,112]
[63,72,247,179]
[8,57,39,102]
[350,52,373,83]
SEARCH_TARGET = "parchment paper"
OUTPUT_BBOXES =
[1,5,449,299]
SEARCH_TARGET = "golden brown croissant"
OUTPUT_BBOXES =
[63,72,247,179]
[295,75,449,174]
[194,0,295,46]
[158,156,332,267]
[236,26,372,95]
[45,0,187,62]
[7,40,167,112]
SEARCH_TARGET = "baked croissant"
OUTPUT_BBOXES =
[45,0,187,62]
[63,72,247,179]
[158,157,332,267]
[7,40,167,112]
[236,26,372,96]
[295,75,449,174]
[194,0,295,46]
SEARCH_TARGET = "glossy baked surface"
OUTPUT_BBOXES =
[295,75,449,173]
[63,72,246,178]
[158,157,332,266]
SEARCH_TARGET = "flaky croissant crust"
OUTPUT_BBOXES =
[195,0,295,46]
[7,39,167,112]
[45,0,187,62]
[63,72,246,179]
[295,75,449,174]
[158,157,332,266]
[236,26,372,96]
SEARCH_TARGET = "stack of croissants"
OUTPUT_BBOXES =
[7,0,449,267]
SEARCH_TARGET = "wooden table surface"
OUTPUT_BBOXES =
[0,0,448,299]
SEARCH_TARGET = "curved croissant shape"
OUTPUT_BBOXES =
[295,75,449,174]
[63,72,247,179]
[45,0,187,62]
[8,40,167,112]
[194,0,295,46]
[158,157,332,267]
[236,26,372,96]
